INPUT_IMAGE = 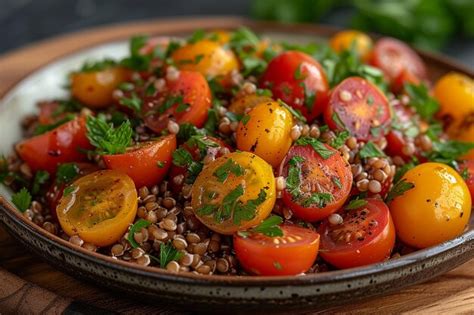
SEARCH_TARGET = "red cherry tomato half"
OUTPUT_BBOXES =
[103,135,176,188]
[260,51,329,121]
[142,70,211,133]
[16,117,93,174]
[278,144,352,222]
[391,69,421,93]
[319,199,396,269]
[458,160,474,205]
[324,77,391,141]
[234,224,320,276]
[168,136,231,193]
[370,37,427,82]
[38,101,62,125]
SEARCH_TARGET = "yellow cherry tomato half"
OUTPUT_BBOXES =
[389,163,471,249]
[208,30,231,45]
[228,93,274,115]
[56,170,138,247]
[171,39,239,79]
[433,72,474,159]
[71,67,131,108]
[330,30,373,61]
[236,101,293,167]
[191,152,276,235]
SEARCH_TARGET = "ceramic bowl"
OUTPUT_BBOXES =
[0,19,473,311]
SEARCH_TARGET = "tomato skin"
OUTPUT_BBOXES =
[370,37,427,82]
[103,135,176,188]
[458,160,474,205]
[433,72,474,159]
[236,101,293,167]
[16,117,93,174]
[260,51,329,121]
[191,152,276,235]
[319,199,395,269]
[324,77,391,141]
[389,163,471,249]
[38,101,62,125]
[391,69,421,93]
[228,94,273,115]
[234,225,320,276]
[56,170,137,247]
[172,40,239,79]
[279,144,352,222]
[71,67,131,108]
[330,30,373,61]
[142,70,212,133]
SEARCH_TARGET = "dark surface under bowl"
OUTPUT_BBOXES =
[1,18,473,312]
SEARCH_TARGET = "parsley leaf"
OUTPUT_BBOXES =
[278,100,307,122]
[120,35,153,71]
[119,92,142,113]
[331,130,350,149]
[215,184,245,223]
[176,123,204,142]
[172,148,193,167]
[426,140,474,167]
[233,189,267,225]
[86,116,133,155]
[127,219,151,248]
[159,241,184,268]
[386,179,415,203]
[345,198,368,210]
[302,192,332,208]
[241,215,283,237]
[80,58,117,72]
[404,83,440,121]
[286,156,304,198]
[295,137,335,159]
[34,114,75,135]
[394,157,418,183]
[56,163,79,184]
[32,170,50,195]
[11,187,32,212]
[359,141,385,159]
[213,158,244,183]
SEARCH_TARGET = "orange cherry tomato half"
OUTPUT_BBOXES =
[260,51,329,121]
[142,70,211,133]
[56,170,137,247]
[370,37,427,82]
[16,117,93,174]
[103,135,176,188]
[391,68,421,93]
[459,160,474,205]
[234,224,320,276]
[319,199,395,269]
[278,144,352,222]
[71,67,131,108]
[324,77,391,141]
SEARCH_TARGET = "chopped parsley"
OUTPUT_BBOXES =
[79,58,117,72]
[394,157,418,183]
[460,168,469,180]
[32,170,50,195]
[426,140,474,167]
[359,141,385,159]
[331,130,350,149]
[278,100,307,122]
[187,29,206,44]
[34,114,75,135]
[241,114,251,126]
[56,163,79,184]
[238,215,284,238]
[213,158,244,183]
[302,192,332,208]
[11,187,32,213]
[229,27,267,77]
[332,176,342,189]
[119,92,142,113]
[404,83,439,121]
[295,137,335,159]
[286,156,304,198]
[127,219,151,248]
[345,198,368,210]
[86,115,133,155]
[386,179,415,203]
[120,35,154,71]
[63,185,77,197]
[172,148,203,183]
[160,241,184,268]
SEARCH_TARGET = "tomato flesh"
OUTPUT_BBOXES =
[279,144,352,222]
[142,70,211,133]
[324,77,391,141]
[56,170,138,246]
[103,135,176,188]
[371,37,427,82]
[234,224,320,276]
[319,199,395,269]
[16,117,93,174]
[260,51,329,121]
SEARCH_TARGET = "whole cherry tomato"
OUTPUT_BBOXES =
[330,30,373,62]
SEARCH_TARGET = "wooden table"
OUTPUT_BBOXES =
[0,17,473,314]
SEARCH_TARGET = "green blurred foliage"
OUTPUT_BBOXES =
[251,0,474,50]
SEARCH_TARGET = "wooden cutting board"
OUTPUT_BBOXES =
[0,17,473,314]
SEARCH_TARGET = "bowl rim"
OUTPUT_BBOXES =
[0,17,473,287]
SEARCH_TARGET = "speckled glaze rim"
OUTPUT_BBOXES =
[0,18,473,310]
